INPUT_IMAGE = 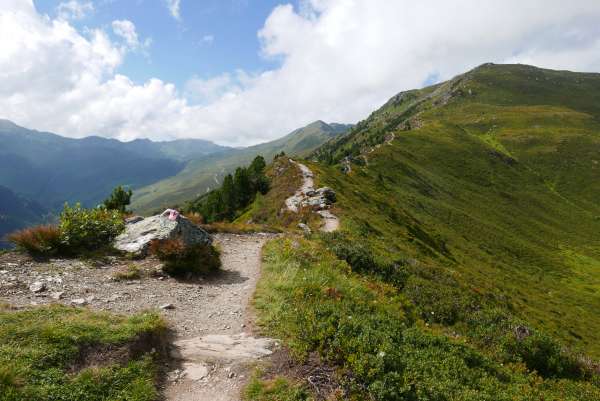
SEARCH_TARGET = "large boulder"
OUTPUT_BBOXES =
[113,215,212,255]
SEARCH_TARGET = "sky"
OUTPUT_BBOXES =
[2,0,600,146]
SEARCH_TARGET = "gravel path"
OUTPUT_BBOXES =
[0,233,278,401]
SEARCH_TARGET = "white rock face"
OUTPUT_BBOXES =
[113,215,212,255]
[171,333,276,362]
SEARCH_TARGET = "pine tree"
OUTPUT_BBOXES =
[103,185,132,213]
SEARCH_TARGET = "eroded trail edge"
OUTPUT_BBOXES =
[285,159,340,232]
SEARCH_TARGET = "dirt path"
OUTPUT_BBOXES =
[163,233,277,401]
[0,233,277,401]
[285,160,340,232]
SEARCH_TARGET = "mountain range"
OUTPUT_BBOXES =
[0,118,351,241]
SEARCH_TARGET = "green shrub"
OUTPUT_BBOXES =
[7,225,62,256]
[255,238,600,401]
[149,239,221,277]
[243,374,313,401]
[320,232,409,288]
[59,203,124,252]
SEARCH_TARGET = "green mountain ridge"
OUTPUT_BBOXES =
[310,63,600,353]
[130,120,352,213]
[242,63,600,399]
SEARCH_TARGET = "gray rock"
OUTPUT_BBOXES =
[125,215,144,224]
[51,291,65,300]
[160,303,175,310]
[29,281,46,293]
[113,214,212,255]
[298,223,311,234]
[71,298,87,306]
[316,187,336,202]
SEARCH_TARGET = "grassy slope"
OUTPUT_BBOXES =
[0,305,165,401]
[131,121,350,214]
[311,63,600,354]
[249,64,600,399]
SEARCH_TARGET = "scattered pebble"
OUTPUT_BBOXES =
[29,281,46,293]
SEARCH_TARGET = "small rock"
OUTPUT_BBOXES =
[29,281,46,293]
[71,298,87,306]
[51,291,65,300]
[228,371,236,379]
[160,303,175,310]
[298,223,311,234]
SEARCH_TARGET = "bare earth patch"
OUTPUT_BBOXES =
[0,233,278,401]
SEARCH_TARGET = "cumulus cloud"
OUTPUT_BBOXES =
[1,0,600,146]
[56,0,94,20]
[164,0,181,21]
[112,19,151,52]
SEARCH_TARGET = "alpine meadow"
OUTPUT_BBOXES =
[1,1,600,401]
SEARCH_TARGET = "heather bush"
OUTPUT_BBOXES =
[7,225,61,256]
[149,238,221,277]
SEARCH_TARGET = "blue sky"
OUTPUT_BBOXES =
[33,0,289,89]
[3,1,600,145]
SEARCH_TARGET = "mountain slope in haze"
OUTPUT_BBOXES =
[310,63,600,354]
[130,120,352,213]
[0,185,47,248]
[0,120,230,211]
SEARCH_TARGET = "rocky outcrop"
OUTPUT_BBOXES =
[285,160,340,232]
[113,214,212,255]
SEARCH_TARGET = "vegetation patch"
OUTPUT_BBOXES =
[112,264,142,281]
[7,225,62,256]
[254,237,600,400]
[149,238,221,277]
[188,155,270,223]
[7,203,125,258]
[0,304,165,401]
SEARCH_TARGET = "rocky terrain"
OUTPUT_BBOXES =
[0,233,278,401]
[285,159,340,232]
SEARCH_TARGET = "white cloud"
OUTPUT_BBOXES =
[56,0,94,20]
[1,0,600,147]
[165,0,181,21]
[111,19,151,52]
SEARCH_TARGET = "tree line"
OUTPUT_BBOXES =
[188,155,269,223]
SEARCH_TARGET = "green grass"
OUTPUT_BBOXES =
[243,371,313,401]
[0,305,165,401]
[254,238,600,400]
[251,64,600,399]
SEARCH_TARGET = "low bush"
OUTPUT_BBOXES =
[59,203,124,253]
[244,373,313,401]
[7,225,62,256]
[466,308,586,380]
[255,238,600,401]
[112,264,142,281]
[149,239,221,277]
[320,232,409,288]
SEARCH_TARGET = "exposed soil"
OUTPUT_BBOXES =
[0,233,278,401]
